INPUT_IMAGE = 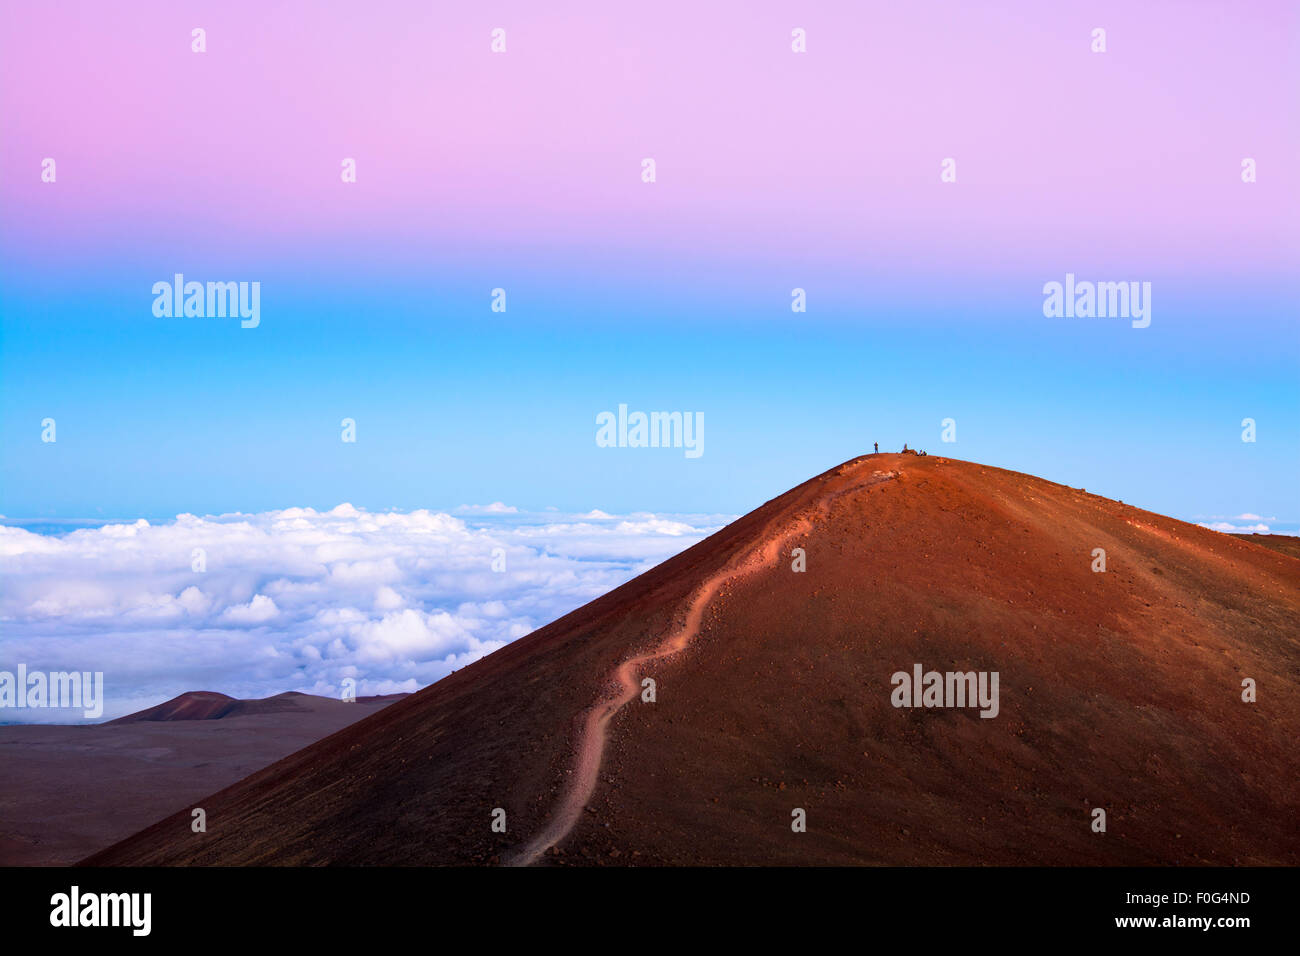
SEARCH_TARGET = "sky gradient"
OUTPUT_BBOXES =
[2,0,1297,527]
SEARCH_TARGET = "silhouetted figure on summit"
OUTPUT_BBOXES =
[873,442,878,453]
[902,443,909,453]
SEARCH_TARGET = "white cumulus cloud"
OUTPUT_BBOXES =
[1199,521,1271,533]
[0,505,727,722]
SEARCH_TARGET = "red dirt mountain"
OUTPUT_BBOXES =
[85,454,1300,866]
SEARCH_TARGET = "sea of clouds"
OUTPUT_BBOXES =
[0,504,728,723]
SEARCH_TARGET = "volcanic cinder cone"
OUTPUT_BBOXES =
[85,455,1300,866]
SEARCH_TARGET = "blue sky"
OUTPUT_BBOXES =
[2,255,1296,528]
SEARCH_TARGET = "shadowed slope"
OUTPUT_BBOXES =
[1230,534,1300,560]
[86,455,1300,866]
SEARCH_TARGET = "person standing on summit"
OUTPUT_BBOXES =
[874,442,878,453]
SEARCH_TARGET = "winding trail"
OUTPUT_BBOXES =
[508,462,894,866]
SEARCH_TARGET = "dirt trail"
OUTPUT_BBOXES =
[508,462,894,866]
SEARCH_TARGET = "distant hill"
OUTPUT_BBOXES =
[109,690,407,724]
[1,691,407,865]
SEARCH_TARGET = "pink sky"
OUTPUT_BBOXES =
[2,0,1295,280]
